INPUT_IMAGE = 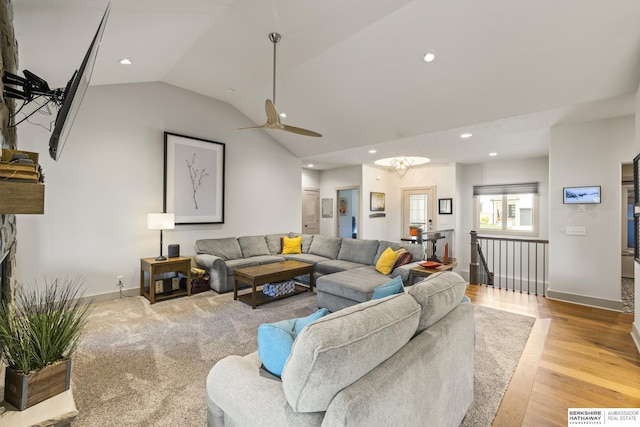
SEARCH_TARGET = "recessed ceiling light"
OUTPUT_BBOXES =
[489,152,498,157]
[460,133,472,139]
[369,149,377,154]
[118,58,132,65]
[226,88,235,94]
[307,164,314,168]
[279,112,287,118]
[422,49,437,63]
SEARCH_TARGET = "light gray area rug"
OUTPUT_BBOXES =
[71,292,534,427]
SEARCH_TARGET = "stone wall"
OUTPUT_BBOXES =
[0,0,19,305]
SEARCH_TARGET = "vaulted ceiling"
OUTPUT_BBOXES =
[11,0,640,169]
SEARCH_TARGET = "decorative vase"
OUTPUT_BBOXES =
[4,359,71,410]
[409,228,418,236]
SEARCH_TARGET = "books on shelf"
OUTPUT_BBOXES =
[0,166,39,182]
[0,149,41,183]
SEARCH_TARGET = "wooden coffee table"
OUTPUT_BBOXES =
[233,260,314,309]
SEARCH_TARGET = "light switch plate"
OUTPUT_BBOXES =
[565,226,586,236]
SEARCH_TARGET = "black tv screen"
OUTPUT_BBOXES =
[49,4,110,161]
[563,186,601,204]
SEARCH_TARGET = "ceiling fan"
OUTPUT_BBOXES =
[235,32,322,137]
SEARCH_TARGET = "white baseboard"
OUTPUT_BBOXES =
[547,289,624,312]
[80,287,139,305]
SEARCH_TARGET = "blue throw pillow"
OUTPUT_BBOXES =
[372,276,404,300]
[257,308,329,377]
[294,308,329,335]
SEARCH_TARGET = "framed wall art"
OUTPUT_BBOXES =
[339,198,348,216]
[322,198,333,218]
[438,198,452,215]
[164,132,225,224]
[370,192,385,212]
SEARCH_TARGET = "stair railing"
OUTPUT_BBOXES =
[469,230,548,296]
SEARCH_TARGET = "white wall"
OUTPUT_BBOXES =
[549,116,634,309]
[361,165,397,241]
[302,168,320,189]
[15,82,303,297]
[361,163,456,241]
[456,157,550,280]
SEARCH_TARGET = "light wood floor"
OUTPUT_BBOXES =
[465,284,640,427]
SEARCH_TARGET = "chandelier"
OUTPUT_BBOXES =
[374,156,430,178]
[389,157,414,178]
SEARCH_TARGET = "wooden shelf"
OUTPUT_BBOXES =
[237,283,310,307]
[0,181,44,214]
[142,288,188,302]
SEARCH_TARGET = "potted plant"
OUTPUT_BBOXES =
[409,224,421,237]
[0,276,91,410]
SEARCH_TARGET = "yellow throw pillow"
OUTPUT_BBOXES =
[282,236,302,254]
[375,246,401,275]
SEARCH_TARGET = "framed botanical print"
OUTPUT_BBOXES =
[163,132,225,224]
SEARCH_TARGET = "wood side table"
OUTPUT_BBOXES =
[408,261,457,285]
[140,257,192,304]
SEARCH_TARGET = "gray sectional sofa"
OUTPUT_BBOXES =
[206,271,475,427]
[194,233,426,311]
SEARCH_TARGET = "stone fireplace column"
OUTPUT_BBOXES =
[0,0,18,306]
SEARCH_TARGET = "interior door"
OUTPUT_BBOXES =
[401,186,436,239]
[302,188,320,234]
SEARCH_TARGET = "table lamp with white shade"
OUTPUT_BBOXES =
[148,213,175,261]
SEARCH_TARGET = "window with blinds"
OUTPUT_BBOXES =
[473,182,539,236]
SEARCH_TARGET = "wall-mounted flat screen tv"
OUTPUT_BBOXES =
[49,4,110,160]
[563,186,601,204]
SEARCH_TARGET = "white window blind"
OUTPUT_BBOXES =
[473,182,539,196]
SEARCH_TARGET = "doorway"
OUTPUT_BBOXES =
[336,187,359,239]
[401,186,436,239]
[302,188,320,234]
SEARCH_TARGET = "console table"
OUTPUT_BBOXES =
[140,257,192,304]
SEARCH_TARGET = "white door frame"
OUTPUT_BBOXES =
[401,186,437,239]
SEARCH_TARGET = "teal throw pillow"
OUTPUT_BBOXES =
[294,308,330,335]
[257,308,329,377]
[372,276,404,300]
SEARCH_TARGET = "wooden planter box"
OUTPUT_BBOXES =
[4,359,71,410]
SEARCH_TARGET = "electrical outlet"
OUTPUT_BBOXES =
[116,275,124,287]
